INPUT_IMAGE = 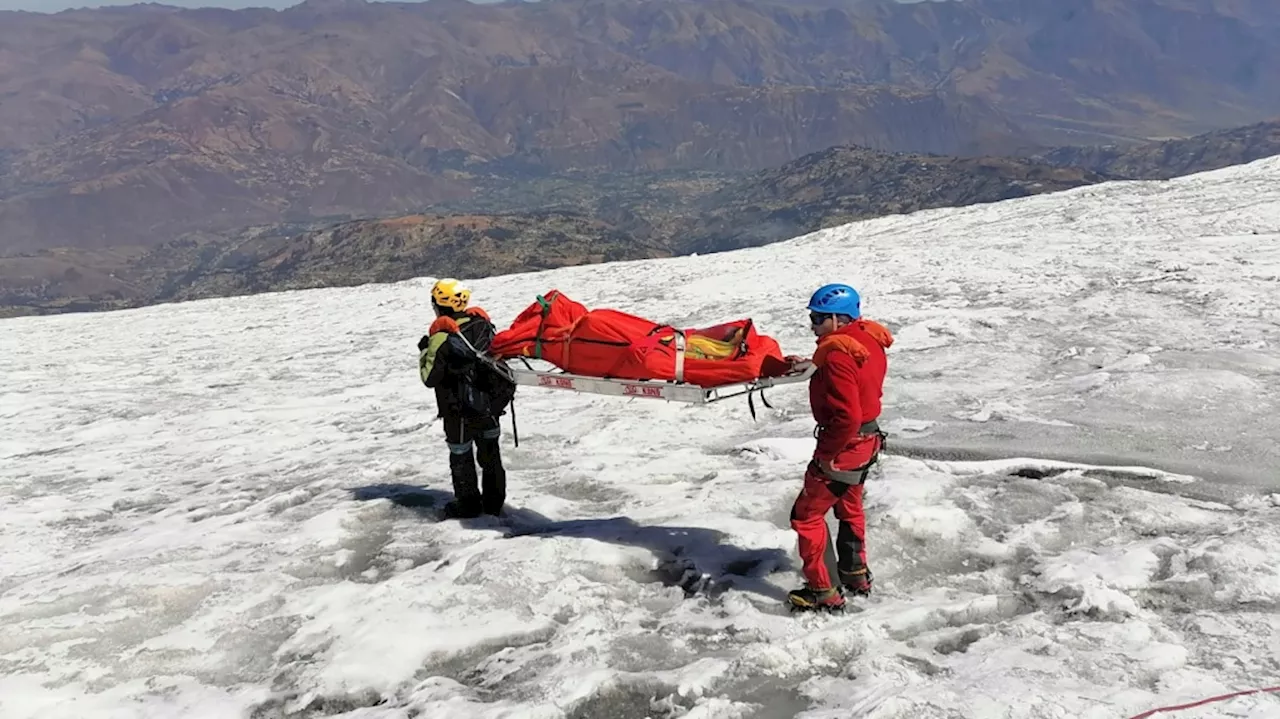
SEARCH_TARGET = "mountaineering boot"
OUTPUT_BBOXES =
[840,567,873,598]
[787,584,846,612]
[474,434,507,516]
[446,446,483,519]
[442,500,482,519]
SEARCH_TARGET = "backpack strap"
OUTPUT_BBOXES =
[452,320,516,384]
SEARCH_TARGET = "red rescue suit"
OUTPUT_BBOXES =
[791,318,893,591]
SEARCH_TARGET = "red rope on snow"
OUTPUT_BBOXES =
[1128,685,1280,718]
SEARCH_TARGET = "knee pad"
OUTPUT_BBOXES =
[448,440,473,455]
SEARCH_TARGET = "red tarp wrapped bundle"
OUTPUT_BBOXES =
[489,290,792,387]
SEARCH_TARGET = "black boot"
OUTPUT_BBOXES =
[475,434,507,516]
[839,567,873,597]
[835,516,872,596]
[446,447,482,518]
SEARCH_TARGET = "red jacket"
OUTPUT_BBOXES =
[808,319,893,469]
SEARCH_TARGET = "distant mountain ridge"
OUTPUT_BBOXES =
[7,117,1279,318]
[2,0,1280,255]
[1034,119,1280,180]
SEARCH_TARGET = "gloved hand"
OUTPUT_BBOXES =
[416,334,431,351]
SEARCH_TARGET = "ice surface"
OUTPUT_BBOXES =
[2,158,1279,718]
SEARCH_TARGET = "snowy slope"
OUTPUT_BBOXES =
[2,157,1279,719]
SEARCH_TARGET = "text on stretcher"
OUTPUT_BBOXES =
[623,384,664,397]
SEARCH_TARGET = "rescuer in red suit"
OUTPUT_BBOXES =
[786,283,893,612]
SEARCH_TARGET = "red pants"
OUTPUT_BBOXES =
[790,466,867,589]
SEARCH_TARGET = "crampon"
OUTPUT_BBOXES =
[786,585,846,613]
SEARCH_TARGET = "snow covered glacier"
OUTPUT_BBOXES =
[2,157,1279,718]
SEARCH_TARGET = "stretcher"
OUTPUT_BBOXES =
[486,289,816,415]
[503,355,816,406]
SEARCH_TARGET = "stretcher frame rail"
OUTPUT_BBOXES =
[502,358,817,405]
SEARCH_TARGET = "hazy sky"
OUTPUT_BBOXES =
[0,0,926,16]
[0,0,509,11]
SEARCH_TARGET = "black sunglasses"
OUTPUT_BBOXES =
[809,311,832,326]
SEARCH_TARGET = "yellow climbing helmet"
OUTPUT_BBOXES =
[431,277,471,312]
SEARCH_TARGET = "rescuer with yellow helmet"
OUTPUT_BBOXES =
[417,277,513,518]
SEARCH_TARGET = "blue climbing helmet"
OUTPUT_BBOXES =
[807,283,861,318]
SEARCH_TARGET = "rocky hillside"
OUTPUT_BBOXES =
[152,211,673,303]
[0,145,1100,316]
[3,0,1280,255]
[677,149,1106,254]
[1035,119,1280,179]
[0,212,669,315]
[7,113,1280,318]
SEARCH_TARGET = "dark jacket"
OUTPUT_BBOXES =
[418,307,497,417]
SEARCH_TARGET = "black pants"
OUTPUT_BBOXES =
[443,413,506,515]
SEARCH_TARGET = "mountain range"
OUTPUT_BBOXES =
[2,0,1280,316]
[4,117,1278,317]
[3,0,1280,254]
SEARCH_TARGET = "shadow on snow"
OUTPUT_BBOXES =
[350,482,792,602]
